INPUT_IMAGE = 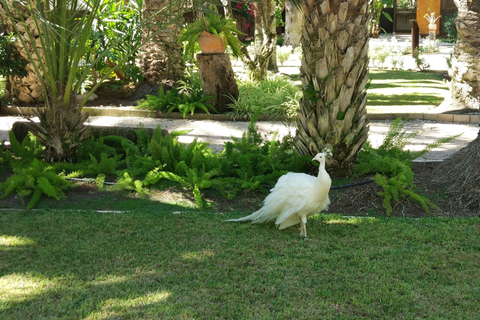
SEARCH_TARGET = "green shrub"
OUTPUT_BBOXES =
[136,72,217,117]
[441,12,457,43]
[229,73,301,120]
[355,119,456,215]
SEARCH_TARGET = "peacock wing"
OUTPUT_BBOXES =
[271,173,320,228]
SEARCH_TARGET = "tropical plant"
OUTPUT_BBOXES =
[369,0,394,38]
[85,0,144,85]
[179,6,244,62]
[294,0,371,177]
[136,72,217,118]
[0,0,202,162]
[228,73,301,120]
[424,11,441,24]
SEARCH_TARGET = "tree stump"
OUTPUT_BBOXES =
[196,53,239,114]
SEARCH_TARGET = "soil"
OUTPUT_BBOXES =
[2,162,478,218]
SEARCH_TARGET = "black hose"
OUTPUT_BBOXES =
[331,179,375,189]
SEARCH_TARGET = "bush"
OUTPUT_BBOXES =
[355,118,457,215]
[136,71,217,118]
[228,73,301,120]
[441,12,457,43]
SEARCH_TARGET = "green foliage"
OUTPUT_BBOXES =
[441,12,457,44]
[354,118,454,215]
[2,116,309,210]
[137,72,217,118]
[229,73,301,120]
[218,110,309,194]
[276,45,292,66]
[413,48,430,71]
[83,0,144,85]
[0,158,72,208]
[179,7,245,62]
[8,131,45,164]
[0,32,28,79]
[87,152,123,175]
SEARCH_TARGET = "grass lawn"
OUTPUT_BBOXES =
[367,69,449,108]
[1,209,479,319]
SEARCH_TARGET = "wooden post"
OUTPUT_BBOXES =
[196,53,239,114]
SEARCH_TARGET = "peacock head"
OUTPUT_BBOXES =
[313,149,332,163]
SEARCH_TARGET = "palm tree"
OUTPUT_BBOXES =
[436,0,480,212]
[294,0,371,177]
[450,0,480,111]
[140,0,185,87]
[1,0,194,162]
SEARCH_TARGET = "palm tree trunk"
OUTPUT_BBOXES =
[140,0,185,87]
[294,0,370,177]
[450,0,480,111]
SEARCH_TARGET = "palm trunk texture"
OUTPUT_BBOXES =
[295,0,370,177]
[450,0,480,111]
[140,0,185,86]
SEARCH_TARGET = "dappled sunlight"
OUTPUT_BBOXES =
[0,235,35,250]
[182,249,215,261]
[367,120,479,160]
[0,273,53,304]
[86,116,296,153]
[323,216,380,225]
[83,291,171,320]
[92,275,129,286]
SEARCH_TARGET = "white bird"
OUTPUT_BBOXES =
[226,151,332,238]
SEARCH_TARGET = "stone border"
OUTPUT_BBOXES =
[1,105,478,124]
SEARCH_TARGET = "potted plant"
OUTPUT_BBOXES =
[179,8,244,61]
[424,11,441,37]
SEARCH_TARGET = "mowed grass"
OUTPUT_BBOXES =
[367,70,449,107]
[1,210,480,319]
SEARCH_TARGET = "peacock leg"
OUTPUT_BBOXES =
[300,216,308,238]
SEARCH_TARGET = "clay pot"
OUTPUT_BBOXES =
[197,31,226,54]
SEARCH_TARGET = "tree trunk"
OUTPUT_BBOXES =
[139,0,185,87]
[284,0,304,49]
[294,0,370,177]
[435,0,480,212]
[0,5,43,104]
[241,0,277,80]
[196,53,239,113]
[449,0,480,111]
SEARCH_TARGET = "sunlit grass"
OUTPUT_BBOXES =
[1,210,479,319]
[368,70,449,107]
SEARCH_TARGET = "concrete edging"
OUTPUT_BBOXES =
[1,105,478,124]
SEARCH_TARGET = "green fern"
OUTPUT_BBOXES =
[0,158,72,208]
[355,118,452,215]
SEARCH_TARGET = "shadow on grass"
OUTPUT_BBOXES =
[0,211,378,319]
[1,210,480,319]
[367,93,444,106]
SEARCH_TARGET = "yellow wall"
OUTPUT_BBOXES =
[417,0,441,35]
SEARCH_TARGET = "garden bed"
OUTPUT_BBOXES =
[2,161,478,219]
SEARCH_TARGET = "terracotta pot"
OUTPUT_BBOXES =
[428,23,437,33]
[197,31,226,54]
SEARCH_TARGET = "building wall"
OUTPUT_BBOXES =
[417,0,442,35]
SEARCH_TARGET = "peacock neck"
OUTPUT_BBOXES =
[317,161,327,178]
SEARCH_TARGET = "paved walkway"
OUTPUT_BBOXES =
[1,114,478,161]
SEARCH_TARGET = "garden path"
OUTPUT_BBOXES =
[0,115,478,161]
